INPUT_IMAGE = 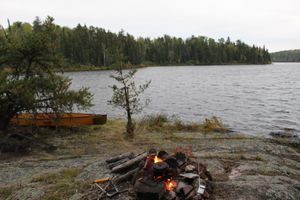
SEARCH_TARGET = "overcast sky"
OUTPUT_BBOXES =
[1,0,299,52]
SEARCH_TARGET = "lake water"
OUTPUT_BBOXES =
[67,63,300,136]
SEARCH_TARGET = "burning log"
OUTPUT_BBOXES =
[95,149,213,200]
[164,179,177,191]
[111,152,147,173]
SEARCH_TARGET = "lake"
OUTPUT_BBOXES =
[67,63,300,136]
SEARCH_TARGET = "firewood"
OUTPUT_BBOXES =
[111,152,147,173]
[108,157,130,169]
[115,168,138,184]
[131,159,145,184]
[105,152,134,164]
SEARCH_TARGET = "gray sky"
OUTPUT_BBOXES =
[1,0,299,52]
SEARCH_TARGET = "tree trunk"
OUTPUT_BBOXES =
[126,109,134,139]
[0,115,10,133]
[124,85,134,139]
[0,105,18,133]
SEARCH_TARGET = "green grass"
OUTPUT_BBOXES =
[172,118,201,132]
[1,115,233,160]
[41,181,90,200]
[139,113,169,131]
[137,114,229,134]
[0,187,14,199]
[253,155,264,161]
[32,168,82,184]
[32,167,91,199]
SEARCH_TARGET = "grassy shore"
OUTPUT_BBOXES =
[0,116,299,200]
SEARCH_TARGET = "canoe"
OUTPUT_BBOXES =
[10,113,107,126]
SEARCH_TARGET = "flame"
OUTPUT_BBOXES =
[154,156,163,163]
[164,179,177,191]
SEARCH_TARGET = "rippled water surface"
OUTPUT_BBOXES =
[68,63,300,136]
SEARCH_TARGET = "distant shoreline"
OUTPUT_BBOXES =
[61,62,272,72]
[272,61,300,63]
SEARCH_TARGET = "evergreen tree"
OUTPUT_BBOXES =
[108,55,151,139]
[0,17,93,132]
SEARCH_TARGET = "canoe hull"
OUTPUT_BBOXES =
[10,113,107,126]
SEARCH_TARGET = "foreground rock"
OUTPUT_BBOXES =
[0,130,299,200]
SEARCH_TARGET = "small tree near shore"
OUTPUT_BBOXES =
[108,66,151,139]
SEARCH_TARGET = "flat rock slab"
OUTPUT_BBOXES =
[0,156,96,186]
[6,187,44,200]
[0,132,299,200]
[214,175,300,200]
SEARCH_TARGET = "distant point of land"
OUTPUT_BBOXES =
[271,49,300,62]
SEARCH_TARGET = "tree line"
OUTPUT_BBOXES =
[1,17,271,68]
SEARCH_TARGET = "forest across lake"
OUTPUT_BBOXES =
[0,17,271,71]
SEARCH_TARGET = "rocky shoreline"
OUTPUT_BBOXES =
[0,121,299,200]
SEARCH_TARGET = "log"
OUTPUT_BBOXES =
[105,152,134,164]
[108,157,130,169]
[115,168,138,184]
[111,152,147,173]
[131,160,145,184]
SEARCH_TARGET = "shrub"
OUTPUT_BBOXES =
[202,116,228,133]
[139,113,169,131]
[173,119,200,132]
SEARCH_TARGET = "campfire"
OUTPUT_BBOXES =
[90,148,212,200]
